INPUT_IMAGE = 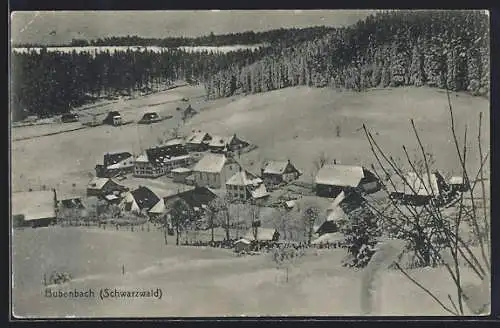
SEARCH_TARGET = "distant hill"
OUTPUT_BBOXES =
[205,10,490,99]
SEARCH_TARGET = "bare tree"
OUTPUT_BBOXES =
[302,202,321,244]
[361,87,490,315]
[207,195,232,241]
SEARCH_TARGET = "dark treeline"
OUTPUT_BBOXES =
[11,46,274,120]
[14,26,334,48]
[205,10,490,99]
[11,11,489,121]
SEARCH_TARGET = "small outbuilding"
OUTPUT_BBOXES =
[233,238,252,253]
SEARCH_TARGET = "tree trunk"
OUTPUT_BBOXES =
[211,216,214,243]
[225,211,230,241]
[176,224,180,246]
[164,225,168,245]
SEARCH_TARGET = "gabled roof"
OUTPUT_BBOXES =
[263,160,296,175]
[387,172,440,196]
[136,154,149,163]
[250,184,269,199]
[164,187,217,210]
[164,138,184,146]
[148,199,166,214]
[186,130,210,144]
[12,190,56,221]
[226,169,262,186]
[145,144,189,165]
[243,227,279,241]
[130,186,162,211]
[193,153,227,173]
[208,135,232,148]
[104,152,133,167]
[87,177,111,190]
[315,164,365,187]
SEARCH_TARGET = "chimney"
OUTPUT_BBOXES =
[261,168,264,176]
[287,159,291,164]
[333,159,337,165]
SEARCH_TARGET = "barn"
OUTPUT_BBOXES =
[314,164,379,198]
[185,130,212,152]
[387,171,448,206]
[261,159,302,188]
[12,190,57,228]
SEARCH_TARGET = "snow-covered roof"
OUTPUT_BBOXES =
[328,191,346,211]
[326,206,347,222]
[387,172,440,196]
[148,199,166,214]
[163,154,191,163]
[263,160,294,175]
[449,176,465,185]
[311,232,345,245]
[193,153,227,173]
[12,190,56,221]
[105,194,119,201]
[171,167,192,173]
[164,138,184,146]
[226,169,262,186]
[87,177,110,190]
[315,164,365,187]
[186,131,209,144]
[234,238,251,245]
[135,154,149,163]
[250,184,269,199]
[208,135,232,148]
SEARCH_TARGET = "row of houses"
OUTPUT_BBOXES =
[184,130,249,154]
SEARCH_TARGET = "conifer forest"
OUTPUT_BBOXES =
[11,10,489,121]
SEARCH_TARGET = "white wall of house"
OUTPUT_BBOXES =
[226,184,248,201]
[194,171,221,189]
[134,162,166,178]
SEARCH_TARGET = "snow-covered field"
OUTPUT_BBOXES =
[10,85,489,198]
[12,227,484,317]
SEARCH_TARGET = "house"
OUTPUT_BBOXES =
[261,159,301,187]
[86,177,128,199]
[95,151,135,178]
[185,130,212,152]
[164,187,217,216]
[171,167,192,183]
[316,190,366,236]
[226,167,269,202]
[56,192,84,209]
[314,164,379,198]
[449,176,470,193]
[120,186,165,217]
[243,227,280,242]
[138,112,162,124]
[208,134,250,154]
[387,171,448,206]
[233,238,252,253]
[12,190,57,228]
[192,153,238,189]
[103,111,122,126]
[134,144,191,178]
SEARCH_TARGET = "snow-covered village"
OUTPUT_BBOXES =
[10,10,490,317]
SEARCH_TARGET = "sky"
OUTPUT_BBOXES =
[10,10,375,45]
